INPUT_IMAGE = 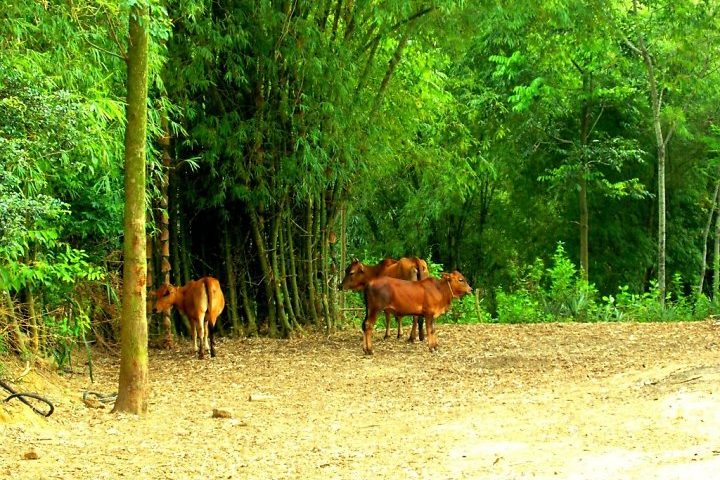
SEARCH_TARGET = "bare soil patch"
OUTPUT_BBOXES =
[2,321,720,479]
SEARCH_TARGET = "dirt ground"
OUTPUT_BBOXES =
[1,320,720,480]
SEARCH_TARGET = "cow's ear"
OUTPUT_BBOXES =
[359,265,365,273]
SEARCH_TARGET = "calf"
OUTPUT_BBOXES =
[155,277,225,359]
[362,271,472,354]
[341,257,429,340]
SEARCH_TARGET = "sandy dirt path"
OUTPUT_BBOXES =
[2,321,719,479]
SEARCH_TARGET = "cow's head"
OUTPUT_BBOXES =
[340,260,367,291]
[442,271,472,297]
[154,283,178,313]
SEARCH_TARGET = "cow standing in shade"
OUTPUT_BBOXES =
[155,277,225,359]
[362,271,472,354]
[341,257,429,341]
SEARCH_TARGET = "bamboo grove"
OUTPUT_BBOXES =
[2,1,720,359]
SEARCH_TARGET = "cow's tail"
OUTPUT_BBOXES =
[362,286,369,332]
[204,278,217,358]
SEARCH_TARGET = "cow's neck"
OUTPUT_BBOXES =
[174,285,189,308]
[431,278,454,303]
[367,262,386,278]
[444,279,456,299]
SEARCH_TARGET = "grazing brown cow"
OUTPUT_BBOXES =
[341,257,429,340]
[362,271,472,354]
[155,277,225,359]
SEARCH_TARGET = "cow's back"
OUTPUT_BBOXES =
[380,257,420,281]
[204,276,226,322]
[366,277,426,314]
[180,279,208,319]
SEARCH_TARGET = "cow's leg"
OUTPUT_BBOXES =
[363,311,377,355]
[426,315,437,352]
[395,314,403,339]
[408,316,418,343]
[191,321,199,355]
[203,314,211,354]
[383,311,392,339]
[418,316,425,342]
[208,319,216,358]
[197,319,206,359]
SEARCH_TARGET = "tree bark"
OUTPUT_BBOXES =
[249,208,278,336]
[3,291,25,354]
[270,206,290,337]
[158,113,173,348]
[305,197,320,325]
[698,181,720,296]
[25,287,40,354]
[714,203,720,300]
[286,212,304,322]
[624,2,669,306]
[223,228,242,336]
[113,3,150,415]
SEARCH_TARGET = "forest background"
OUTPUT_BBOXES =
[2,0,720,365]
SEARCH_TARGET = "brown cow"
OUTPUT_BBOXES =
[341,257,429,340]
[155,277,225,359]
[362,271,472,354]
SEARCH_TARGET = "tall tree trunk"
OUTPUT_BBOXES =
[25,287,40,354]
[371,22,415,117]
[578,71,592,280]
[239,263,258,336]
[305,197,320,325]
[270,208,291,337]
[146,236,155,339]
[223,228,242,336]
[624,3,671,307]
[286,212,304,322]
[113,3,150,415]
[319,194,332,331]
[158,113,173,348]
[698,181,720,296]
[250,208,278,336]
[278,214,299,330]
[714,206,720,301]
[339,202,347,318]
[3,291,25,354]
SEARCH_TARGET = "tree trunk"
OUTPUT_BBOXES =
[278,214,299,330]
[269,205,290,337]
[339,202,347,319]
[249,208,278,336]
[286,212,304,322]
[146,236,156,339]
[223,228,242,336]
[320,195,332,332]
[3,291,25,354]
[371,22,415,116]
[113,4,150,415]
[305,197,320,325]
[698,181,720,296]
[158,113,173,348]
[25,287,40,354]
[239,263,258,336]
[578,71,592,280]
[714,205,720,301]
